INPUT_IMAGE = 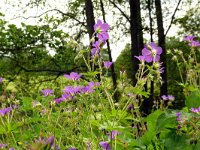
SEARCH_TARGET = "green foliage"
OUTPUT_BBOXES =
[175,5,200,36]
[115,44,132,79]
[185,90,200,109]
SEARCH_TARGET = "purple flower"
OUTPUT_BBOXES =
[0,77,4,83]
[88,81,100,88]
[168,95,175,101]
[107,130,121,140]
[183,36,195,42]
[91,41,100,57]
[68,148,77,150]
[161,95,168,100]
[64,72,82,81]
[104,61,113,69]
[128,104,133,110]
[55,97,65,104]
[99,141,110,150]
[158,67,165,73]
[62,93,72,100]
[190,106,200,113]
[176,112,181,121]
[94,20,110,41]
[81,86,94,94]
[9,148,14,150]
[46,136,54,148]
[63,86,80,96]
[188,40,200,47]
[161,95,175,101]
[177,124,181,130]
[176,112,181,117]
[41,89,54,97]
[135,55,145,61]
[142,42,162,63]
[0,107,12,116]
[0,143,7,148]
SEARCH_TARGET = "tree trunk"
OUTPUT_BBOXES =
[155,0,168,96]
[129,0,144,86]
[85,0,101,81]
[85,0,95,40]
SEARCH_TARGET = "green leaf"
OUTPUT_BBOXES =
[142,110,164,145]
[156,111,177,132]
[0,125,6,134]
[185,90,200,109]
[21,97,33,111]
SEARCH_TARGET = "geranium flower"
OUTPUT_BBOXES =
[55,97,65,104]
[64,72,82,81]
[0,143,7,148]
[99,141,110,150]
[161,95,175,101]
[41,89,54,97]
[63,86,79,96]
[46,136,54,148]
[142,43,162,63]
[183,36,195,42]
[161,95,168,100]
[0,107,12,116]
[134,55,145,62]
[107,130,121,140]
[94,19,110,41]
[191,106,200,113]
[104,61,113,69]
[188,40,200,47]
[0,77,4,83]
[91,41,100,57]
[68,148,77,150]
[168,95,175,101]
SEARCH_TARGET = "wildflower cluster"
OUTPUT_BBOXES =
[54,73,100,104]
[183,36,200,47]
[91,20,110,58]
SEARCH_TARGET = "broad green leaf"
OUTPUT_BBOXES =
[185,90,200,109]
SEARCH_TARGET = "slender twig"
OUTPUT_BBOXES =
[108,0,130,23]
[12,8,86,27]
[164,0,182,37]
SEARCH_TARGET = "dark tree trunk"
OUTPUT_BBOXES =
[155,0,167,96]
[129,0,144,86]
[85,0,101,81]
[85,0,95,40]
[100,0,118,101]
[142,0,155,115]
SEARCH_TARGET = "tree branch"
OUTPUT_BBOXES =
[164,0,182,37]
[13,8,86,27]
[108,0,130,23]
